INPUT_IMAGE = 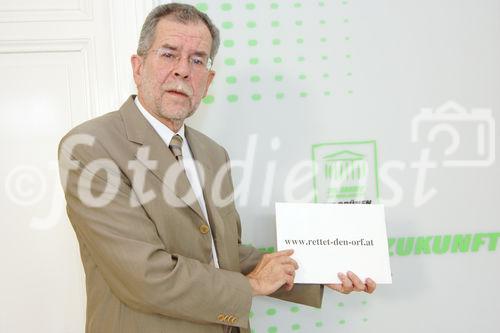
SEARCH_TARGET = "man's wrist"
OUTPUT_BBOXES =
[246,276,260,296]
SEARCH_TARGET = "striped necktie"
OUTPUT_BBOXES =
[169,134,184,162]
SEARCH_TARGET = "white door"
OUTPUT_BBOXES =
[0,1,150,332]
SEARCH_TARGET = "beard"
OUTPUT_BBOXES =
[142,76,198,122]
[155,92,195,121]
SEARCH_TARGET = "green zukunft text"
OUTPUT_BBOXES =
[389,232,500,256]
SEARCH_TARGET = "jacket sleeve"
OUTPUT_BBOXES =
[222,149,324,308]
[236,210,324,308]
[58,135,253,329]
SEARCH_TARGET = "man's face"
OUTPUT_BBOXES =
[132,17,215,125]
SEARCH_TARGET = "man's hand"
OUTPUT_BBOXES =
[246,249,298,296]
[327,271,376,294]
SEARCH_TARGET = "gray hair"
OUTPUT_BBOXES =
[137,3,220,61]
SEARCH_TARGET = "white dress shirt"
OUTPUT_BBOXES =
[134,97,220,268]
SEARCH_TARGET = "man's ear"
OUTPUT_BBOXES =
[202,70,216,97]
[131,54,144,87]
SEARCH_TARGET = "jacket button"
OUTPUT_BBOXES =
[199,224,210,234]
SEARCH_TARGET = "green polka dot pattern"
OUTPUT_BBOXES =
[224,58,236,66]
[251,93,261,101]
[202,95,214,104]
[266,308,277,316]
[226,94,238,103]
[221,21,233,29]
[250,75,260,83]
[220,3,232,11]
[226,76,237,84]
[195,2,208,12]
[223,39,234,47]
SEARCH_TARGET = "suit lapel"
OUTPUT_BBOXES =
[119,96,206,223]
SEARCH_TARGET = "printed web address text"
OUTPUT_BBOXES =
[284,238,375,247]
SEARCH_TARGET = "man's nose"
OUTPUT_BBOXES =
[173,57,191,79]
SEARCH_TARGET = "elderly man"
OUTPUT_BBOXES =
[58,3,375,333]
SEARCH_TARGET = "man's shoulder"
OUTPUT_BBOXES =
[186,126,225,152]
[61,96,138,145]
[185,126,232,165]
[62,110,123,140]
[57,109,128,161]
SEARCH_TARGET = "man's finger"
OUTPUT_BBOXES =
[260,250,294,265]
[326,283,344,293]
[284,274,295,290]
[282,264,297,276]
[347,271,366,291]
[338,272,353,293]
[365,278,376,294]
[269,249,294,258]
[338,272,353,288]
[273,256,299,269]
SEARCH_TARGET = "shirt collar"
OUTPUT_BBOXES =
[134,96,186,146]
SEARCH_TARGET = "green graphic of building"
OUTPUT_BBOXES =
[312,140,380,203]
[322,150,369,200]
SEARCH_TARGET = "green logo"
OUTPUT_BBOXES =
[312,140,380,203]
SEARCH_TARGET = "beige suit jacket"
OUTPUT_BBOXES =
[58,96,323,333]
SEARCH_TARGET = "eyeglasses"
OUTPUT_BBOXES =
[149,47,213,72]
